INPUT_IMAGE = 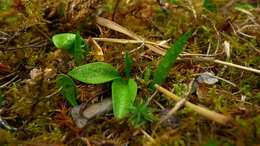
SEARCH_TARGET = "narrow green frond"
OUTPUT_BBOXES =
[153,30,192,85]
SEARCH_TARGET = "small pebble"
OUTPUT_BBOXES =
[71,98,113,128]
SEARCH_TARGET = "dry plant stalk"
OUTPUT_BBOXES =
[88,38,105,61]
[96,17,166,55]
[191,57,260,74]
[154,84,232,125]
[95,17,260,74]
[92,37,170,48]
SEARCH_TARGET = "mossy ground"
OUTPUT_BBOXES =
[0,0,259,145]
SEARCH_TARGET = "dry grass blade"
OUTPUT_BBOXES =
[96,17,259,74]
[141,129,155,144]
[191,57,260,74]
[96,17,166,55]
[92,37,170,49]
[88,38,104,61]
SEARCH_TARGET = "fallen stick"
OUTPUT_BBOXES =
[154,84,232,125]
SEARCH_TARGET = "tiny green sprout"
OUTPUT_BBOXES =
[202,137,222,146]
[234,3,255,10]
[52,32,89,64]
[74,32,86,64]
[68,61,137,119]
[169,0,180,5]
[0,89,4,108]
[0,0,12,10]
[144,65,151,83]
[129,99,156,128]
[52,33,76,51]
[124,51,133,79]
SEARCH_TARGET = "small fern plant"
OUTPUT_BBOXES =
[52,30,192,127]
[52,32,89,64]
[67,51,137,119]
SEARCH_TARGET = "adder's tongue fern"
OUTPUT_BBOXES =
[52,29,192,127]
[153,30,192,85]
[52,32,89,64]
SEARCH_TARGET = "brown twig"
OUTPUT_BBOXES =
[141,129,155,143]
[157,79,195,125]
[154,84,232,125]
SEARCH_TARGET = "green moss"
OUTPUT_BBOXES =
[254,116,260,138]
[27,116,63,143]
[172,83,188,97]
[0,0,258,145]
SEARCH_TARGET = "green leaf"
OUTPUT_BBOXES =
[80,37,89,57]
[52,33,76,51]
[112,78,137,118]
[169,0,180,5]
[52,32,89,63]
[68,62,121,84]
[202,137,221,146]
[128,79,138,104]
[234,4,255,10]
[144,66,151,82]
[124,51,132,78]
[74,32,89,64]
[0,0,12,10]
[57,3,65,17]
[153,30,192,85]
[74,32,83,64]
[203,0,217,12]
[0,89,4,108]
[56,74,78,107]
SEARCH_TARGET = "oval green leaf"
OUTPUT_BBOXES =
[56,74,78,107]
[112,78,137,118]
[52,33,76,50]
[68,62,121,84]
